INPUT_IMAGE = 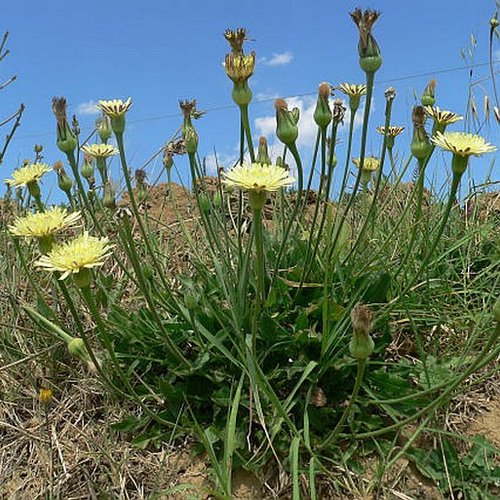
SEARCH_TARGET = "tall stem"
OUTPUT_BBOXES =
[240,104,255,163]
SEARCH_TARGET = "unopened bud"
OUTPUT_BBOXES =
[349,303,375,360]
[421,80,436,107]
[275,98,299,146]
[313,82,332,129]
[103,181,116,210]
[256,136,271,164]
[96,115,112,143]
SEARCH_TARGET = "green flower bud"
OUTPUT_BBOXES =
[350,9,383,74]
[349,303,375,360]
[411,106,432,160]
[275,98,299,146]
[52,97,77,154]
[213,190,222,208]
[185,290,199,311]
[27,180,41,198]
[256,136,271,165]
[313,82,332,129]
[421,80,436,107]
[198,193,210,214]
[103,181,116,210]
[184,127,199,154]
[81,155,95,181]
[96,115,112,143]
[67,337,88,360]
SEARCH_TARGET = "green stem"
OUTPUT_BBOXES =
[253,207,266,304]
[240,104,255,163]
[320,359,367,450]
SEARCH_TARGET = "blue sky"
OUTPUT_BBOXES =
[1,0,498,197]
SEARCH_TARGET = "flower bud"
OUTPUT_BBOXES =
[81,154,95,181]
[421,80,436,107]
[256,136,271,164]
[103,181,116,210]
[184,127,199,154]
[275,98,299,146]
[410,106,432,160]
[54,161,73,194]
[213,190,222,208]
[198,193,210,214]
[350,9,382,74]
[67,337,89,361]
[185,289,199,311]
[52,97,77,154]
[349,303,375,360]
[39,388,53,406]
[314,82,332,129]
[96,115,112,143]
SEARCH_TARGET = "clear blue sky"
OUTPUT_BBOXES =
[1,0,498,197]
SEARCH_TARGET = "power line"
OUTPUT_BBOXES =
[15,59,499,141]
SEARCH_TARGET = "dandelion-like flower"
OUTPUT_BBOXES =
[224,52,256,84]
[96,98,132,117]
[36,231,113,280]
[81,143,119,158]
[376,126,404,137]
[424,106,463,126]
[352,157,380,171]
[338,83,367,98]
[431,132,496,157]
[222,163,295,193]
[9,207,81,238]
[5,163,52,187]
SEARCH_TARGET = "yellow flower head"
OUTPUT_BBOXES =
[338,83,367,98]
[96,98,132,117]
[81,143,119,159]
[222,163,295,193]
[431,131,496,157]
[224,52,256,83]
[424,106,463,125]
[9,207,81,238]
[5,163,52,187]
[36,231,113,280]
[352,157,380,171]
[376,125,405,137]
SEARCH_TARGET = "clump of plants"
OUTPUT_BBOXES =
[2,7,499,498]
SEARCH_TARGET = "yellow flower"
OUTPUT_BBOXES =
[224,52,256,83]
[96,98,132,117]
[5,163,52,187]
[222,163,295,193]
[338,83,367,98]
[81,143,119,158]
[424,106,463,125]
[39,388,53,405]
[376,126,404,137]
[9,207,81,238]
[431,132,496,157]
[352,157,380,171]
[36,231,113,280]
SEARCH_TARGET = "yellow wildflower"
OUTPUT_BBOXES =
[9,207,81,238]
[5,163,52,187]
[376,126,404,137]
[352,157,380,171]
[424,106,463,125]
[338,83,367,98]
[36,231,113,280]
[431,132,496,157]
[222,163,295,193]
[96,98,132,117]
[81,143,119,158]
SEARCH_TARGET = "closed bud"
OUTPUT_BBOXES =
[314,82,332,129]
[39,388,53,406]
[275,98,299,146]
[213,190,222,208]
[184,127,199,154]
[256,136,271,164]
[410,106,432,160]
[96,115,112,143]
[103,181,116,210]
[67,337,89,361]
[349,303,375,360]
[198,193,210,214]
[81,154,95,181]
[52,97,77,154]
[54,161,73,194]
[421,80,436,107]
[350,9,382,74]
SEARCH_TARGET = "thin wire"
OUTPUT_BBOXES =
[15,59,499,140]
